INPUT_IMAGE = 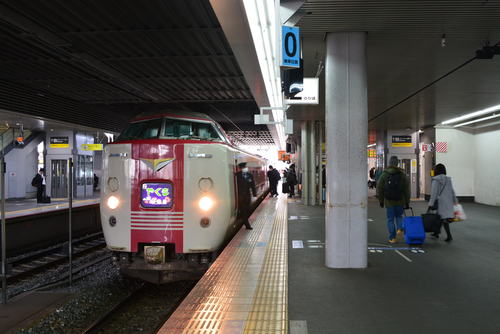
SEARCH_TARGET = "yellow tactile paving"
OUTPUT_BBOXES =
[158,195,288,334]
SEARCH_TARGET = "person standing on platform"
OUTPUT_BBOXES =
[235,162,256,230]
[266,165,280,197]
[32,168,46,203]
[286,164,297,198]
[376,156,410,243]
[428,163,458,242]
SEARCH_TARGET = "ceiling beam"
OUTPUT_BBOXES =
[0,3,162,102]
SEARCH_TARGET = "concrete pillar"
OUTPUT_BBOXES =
[300,121,309,205]
[325,32,368,268]
[318,122,324,205]
[308,121,316,205]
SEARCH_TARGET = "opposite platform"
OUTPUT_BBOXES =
[158,195,288,334]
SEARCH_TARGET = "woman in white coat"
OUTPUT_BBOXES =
[428,164,458,242]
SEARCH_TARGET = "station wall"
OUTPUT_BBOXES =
[474,128,500,206]
[436,128,475,197]
[436,126,500,206]
[5,135,43,199]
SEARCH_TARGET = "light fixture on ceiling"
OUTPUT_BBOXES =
[441,104,500,125]
[367,143,376,148]
[474,119,500,129]
[453,113,500,127]
[243,0,285,148]
[418,129,424,134]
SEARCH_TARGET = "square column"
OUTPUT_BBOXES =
[325,32,368,268]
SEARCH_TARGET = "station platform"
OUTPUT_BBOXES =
[3,196,100,219]
[158,195,288,334]
[159,193,500,334]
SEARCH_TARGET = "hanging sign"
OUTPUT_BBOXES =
[81,144,103,151]
[285,78,319,105]
[281,26,300,68]
[391,135,412,147]
[50,136,69,148]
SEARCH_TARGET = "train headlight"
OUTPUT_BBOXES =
[198,196,214,212]
[107,195,120,209]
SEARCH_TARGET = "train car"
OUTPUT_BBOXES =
[100,111,268,283]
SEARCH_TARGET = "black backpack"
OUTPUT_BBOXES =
[31,175,41,187]
[385,172,404,200]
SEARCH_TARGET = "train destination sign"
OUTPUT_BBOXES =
[141,183,173,208]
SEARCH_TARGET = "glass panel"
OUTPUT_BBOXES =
[161,118,222,141]
[117,118,163,140]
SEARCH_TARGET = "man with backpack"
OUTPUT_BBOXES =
[31,168,46,203]
[376,156,410,243]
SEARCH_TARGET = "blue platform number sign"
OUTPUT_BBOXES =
[281,26,300,68]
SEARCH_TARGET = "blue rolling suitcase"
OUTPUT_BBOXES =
[403,208,425,245]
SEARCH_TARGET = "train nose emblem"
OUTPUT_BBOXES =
[140,158,175,172]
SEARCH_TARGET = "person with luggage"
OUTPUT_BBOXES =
[286,164,297,198]
[31,168,46,203]
[376,156,410,244]
[266,165,280,197]
[428,163,458,242]
[235,162,257,230]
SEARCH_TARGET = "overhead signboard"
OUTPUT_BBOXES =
[81,144,103,151]
[50,136,69,148]
[391,135,412,147]
[281,26,300,68]
[285,78,319,105]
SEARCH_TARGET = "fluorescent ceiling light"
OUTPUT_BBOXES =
[367,143,376,148]
[474,119,500,129]
[453,113,500,127]
[442,104,500,125]
[243,0,285,148]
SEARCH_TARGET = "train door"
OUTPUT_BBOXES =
[51,159,68,198]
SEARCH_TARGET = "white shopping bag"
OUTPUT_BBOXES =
[453,204,467,221]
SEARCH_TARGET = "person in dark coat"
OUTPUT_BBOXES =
[286,164,297,198]
[235,162,257,230]
[32,168,46,203]
[377,156,410,243]
[428,163,458,242]
[266,165,280,197]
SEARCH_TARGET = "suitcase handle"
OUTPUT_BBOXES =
[404,207,414,216]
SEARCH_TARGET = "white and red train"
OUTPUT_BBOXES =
[100,111,268,283]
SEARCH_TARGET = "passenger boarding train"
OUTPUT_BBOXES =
[100,111,268,283]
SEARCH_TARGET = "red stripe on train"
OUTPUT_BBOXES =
[130,142,184,254]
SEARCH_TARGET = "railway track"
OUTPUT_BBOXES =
[80,280,196,334]
[6,232,107,284]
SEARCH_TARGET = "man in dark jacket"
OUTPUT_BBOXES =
[266,165,280,197]
[376,156,410,243]
[32,168,46,203]
[286,164,297,198]
[235,162,257,230]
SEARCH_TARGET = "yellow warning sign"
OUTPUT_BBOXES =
[50,143,69,148]
[81,144,103,151]
[391,143,413,148]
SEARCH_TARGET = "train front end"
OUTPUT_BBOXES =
[100,113,237,283]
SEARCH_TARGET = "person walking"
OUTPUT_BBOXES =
[376,156,410,243]
[286,164,297,198]
[428,163,458,242]
[266,165,280,197]
[32,168,46,203]
[235,162,257,230]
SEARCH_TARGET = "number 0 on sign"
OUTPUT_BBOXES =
[281,26,300,68]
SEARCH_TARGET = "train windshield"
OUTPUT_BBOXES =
[118,117,224,141]
[163,118,222,141]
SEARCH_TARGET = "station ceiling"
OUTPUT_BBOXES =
[2,1,500,142]
[0,0,267,137]
[292,0,500,133]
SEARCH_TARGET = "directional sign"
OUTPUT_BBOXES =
[281,26,300,68]
[81,144,103,151]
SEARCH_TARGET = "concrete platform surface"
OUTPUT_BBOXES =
[288,198,500,334]
[4,196,99,219]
